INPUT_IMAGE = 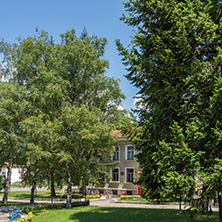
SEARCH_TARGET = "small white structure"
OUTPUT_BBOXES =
[0,166,22,184]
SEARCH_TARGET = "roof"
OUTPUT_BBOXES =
[111,130,128,138]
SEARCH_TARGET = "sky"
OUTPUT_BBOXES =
[0,0,139,111]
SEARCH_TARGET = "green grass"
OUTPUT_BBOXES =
[0,202,30,206]
[0,190,61,199]
[0,190,79,199]
[32,206,219,222]
[10,184,22,188]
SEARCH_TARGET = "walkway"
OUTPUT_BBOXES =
[90,198,186,209]
[0,213,8,222]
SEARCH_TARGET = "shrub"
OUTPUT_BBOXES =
[22,207,34,214]
[71,202,87,207]
[0,175,5,190]
[15,212,34,222]
[120,195,134,200]
[22,202,86,214]
[86,195,100,199]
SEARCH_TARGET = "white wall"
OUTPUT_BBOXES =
[1,167,22,184]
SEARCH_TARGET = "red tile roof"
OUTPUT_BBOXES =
[111,130,128,137]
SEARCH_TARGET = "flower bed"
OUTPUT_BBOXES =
[118,192,131,196]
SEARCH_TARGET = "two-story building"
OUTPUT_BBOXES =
[96,130,141,196]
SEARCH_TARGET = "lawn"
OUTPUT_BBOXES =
[0,190,63,199]
[0,190,82,200]
[32,206,219,222]
[0,202,29,206]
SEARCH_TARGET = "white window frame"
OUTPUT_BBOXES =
[125,145,135,160]
[125,167,134,183]
[111,167,120,182]
[111,146,120,161]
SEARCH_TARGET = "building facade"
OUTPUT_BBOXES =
[97,130,141,196]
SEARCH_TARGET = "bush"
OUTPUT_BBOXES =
[22,207,34,214]
[120,195,134,200]
[23,204,64,214]
[0,175,5,190]
[86,195,100,199]
[22,202,86,214]
[71,202,87,207]
[15,212,34,222]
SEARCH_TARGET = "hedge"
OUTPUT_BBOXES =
[15,212,34,222]
[120,195,134,200]
[86,195,100,199]
[23,202,86,214]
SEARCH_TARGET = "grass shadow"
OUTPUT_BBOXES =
[68,207,219,222]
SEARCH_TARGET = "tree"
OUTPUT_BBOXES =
[0,28,125,207]
[56,105,117,208]
[0,82,29,203]
[117,0,222,221]
[0,175,5,191]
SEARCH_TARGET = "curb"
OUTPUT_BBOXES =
[117,201,184,205]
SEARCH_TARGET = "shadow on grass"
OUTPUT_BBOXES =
[69,207,219,222]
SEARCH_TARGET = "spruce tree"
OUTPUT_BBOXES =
[117,1,222,220]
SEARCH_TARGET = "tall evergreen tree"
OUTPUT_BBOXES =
[117,0,222,220]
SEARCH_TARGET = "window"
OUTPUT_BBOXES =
[126,168,134,183]
[126,146,134,160]
[112,168,119,182]
[112,190,118,196]
[112,147,120,160]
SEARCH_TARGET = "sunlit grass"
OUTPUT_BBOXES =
[32,206,219,222]
[0,190,82,200]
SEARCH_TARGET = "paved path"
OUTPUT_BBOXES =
[90,199,185,210]
[0,213,8,222]
[90,198,220,212]
[0,204,30,222]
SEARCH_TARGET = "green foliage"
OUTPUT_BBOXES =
[0,28,126,205]
[15,212,34,222]
[118,0,222,220]
[119,195,134,200]
[22,202,86,214]
[0,175,5,190]
[86,195,100,199]
[0,82,30,203]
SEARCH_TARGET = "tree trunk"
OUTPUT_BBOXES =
[30,182,36,204]
[218,193,222,222]
[66,169,72,209]
[201,184,209,215]
[201,197,209,214]
[82,178,87,202]
[179,193,182,210]
[2,161,12,204]
[50,172,56,197]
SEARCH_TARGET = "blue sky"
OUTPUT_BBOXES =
[0,0,138,110]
